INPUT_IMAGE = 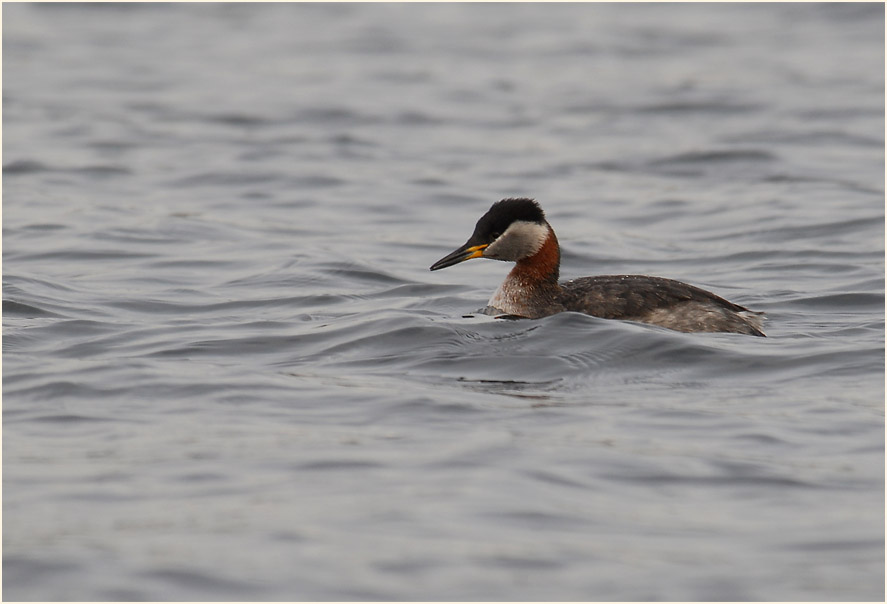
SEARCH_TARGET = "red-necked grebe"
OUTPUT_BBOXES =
[430,198,765,336]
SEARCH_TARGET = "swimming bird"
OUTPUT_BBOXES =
[430,198,765,336]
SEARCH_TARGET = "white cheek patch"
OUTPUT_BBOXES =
[484,221,548,261]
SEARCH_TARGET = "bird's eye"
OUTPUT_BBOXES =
[491,231,501,240]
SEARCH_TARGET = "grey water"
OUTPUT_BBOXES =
[2,3,884,601]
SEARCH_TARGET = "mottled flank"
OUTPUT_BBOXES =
[558,275,766,336]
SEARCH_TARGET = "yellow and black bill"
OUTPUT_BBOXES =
[429,241,489,271]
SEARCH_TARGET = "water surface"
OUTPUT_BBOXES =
[3,3,884,601]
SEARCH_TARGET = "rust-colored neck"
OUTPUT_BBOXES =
[509,226,561,286]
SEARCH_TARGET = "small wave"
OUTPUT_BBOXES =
[638,101,762,115]
[2,299,59,318]
[169,170,288,188]
[203,112,273,128]
[2,160,130,177]
[788,292,884,310]
[650,149,777,165]
[3,159,51,174]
